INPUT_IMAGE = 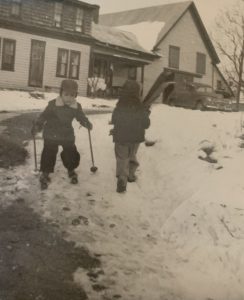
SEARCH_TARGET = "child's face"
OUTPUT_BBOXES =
[61,90,76,105]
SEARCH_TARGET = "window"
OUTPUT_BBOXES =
[196,52,206,74]
[69,51,80,79]
[217,80,222,90]
[11,0,21,17]
[2,39,16,71]
[56,49,80,79]
[169,46,180,69]
[56,49,69,77]
[54,2,63,28]
[197,86,213,93]
[75,8,84,32]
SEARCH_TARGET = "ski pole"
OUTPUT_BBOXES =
[88,129,98,173]
[33,133,38,172]
[241,112,243,133]
[32,120,38,172]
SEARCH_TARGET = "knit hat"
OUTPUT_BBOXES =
[120,80,141,98]
[60,79,78,95]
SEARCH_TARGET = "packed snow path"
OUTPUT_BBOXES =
[2,105,244,300]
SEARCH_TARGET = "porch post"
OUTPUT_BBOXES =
[107,59,113,98]
[141,65,145,97]
[87,50,95,97]
[88,50,95,77]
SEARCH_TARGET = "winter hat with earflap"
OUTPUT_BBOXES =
[60,79,78,96]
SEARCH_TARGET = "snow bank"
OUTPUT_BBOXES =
[0,90,116,112]
[116,21,165,52]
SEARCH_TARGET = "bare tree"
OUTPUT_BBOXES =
[214,0,244,111]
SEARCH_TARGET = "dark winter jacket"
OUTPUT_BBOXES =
[111,81,150,143]
[35,98,90,142]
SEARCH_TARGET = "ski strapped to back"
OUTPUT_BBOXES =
[142,70,175,108]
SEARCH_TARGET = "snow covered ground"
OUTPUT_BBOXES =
[1,93,244,299]
[0,90,115,112]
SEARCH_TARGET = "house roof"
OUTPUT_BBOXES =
[99,1,220,63]
[115,21,166,52]
[66,0,99,9]
[92,23,157,58]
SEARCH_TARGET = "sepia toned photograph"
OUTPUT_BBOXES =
[0,0,243,299]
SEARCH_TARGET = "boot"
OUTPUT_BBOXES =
[116,178,127,193]
[68,170,78,184]
[40,172,50,190]
[128,175,137,183]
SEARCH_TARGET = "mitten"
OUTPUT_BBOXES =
[84,120,93,130]
[109,128,114,136]
[31,122,42,136]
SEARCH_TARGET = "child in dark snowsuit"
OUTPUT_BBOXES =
[111,80,150,193]
[32,79,92,189]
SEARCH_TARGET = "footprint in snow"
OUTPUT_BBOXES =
[145,234,158,244]
[62,207,71,211]
[88,199,96,205]
[139,221,150,230]
[71,216,89,226]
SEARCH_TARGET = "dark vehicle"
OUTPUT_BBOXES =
[163,82,233,111]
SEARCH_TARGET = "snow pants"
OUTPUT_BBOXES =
[40,140,80,173]
[114,143,140,184]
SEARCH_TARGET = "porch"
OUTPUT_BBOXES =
[88,51,146,99]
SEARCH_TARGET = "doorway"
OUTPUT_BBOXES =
[28,40,46,87]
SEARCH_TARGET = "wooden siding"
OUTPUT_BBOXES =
[0,0,93,35]
[143,9,214,97]
[0,0,10,18]
[22,0,54,28]
[0,27,90,96]
[84,10,92,34]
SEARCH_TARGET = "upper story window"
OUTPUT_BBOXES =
[54,2,63,28]
[169,45,180,69]
[75,8,84,32]
[196,52,206,74]
[1,39,16,71]
[11,0,21,17]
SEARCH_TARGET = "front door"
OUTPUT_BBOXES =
[28,40,46,87]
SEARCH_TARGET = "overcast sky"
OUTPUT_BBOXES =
[86,0,235,32]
